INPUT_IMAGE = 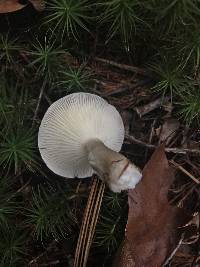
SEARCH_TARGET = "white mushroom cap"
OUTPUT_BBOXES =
[38,93,124,178]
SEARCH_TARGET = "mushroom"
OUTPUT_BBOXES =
[38,92,142,192]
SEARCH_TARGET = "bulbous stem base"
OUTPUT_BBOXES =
[85,139,142,192]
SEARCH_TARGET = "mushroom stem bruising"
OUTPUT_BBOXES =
[85,139,142,192]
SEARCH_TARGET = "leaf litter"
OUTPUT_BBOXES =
[114,144,191,267]
[0,0,45,13]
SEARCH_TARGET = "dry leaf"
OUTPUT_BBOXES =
[0,0,27,13]
[134,97,170,117]
[159,118,180,145]
[0,0,45,13]
[114,145,190,267]
[29,0,45,11]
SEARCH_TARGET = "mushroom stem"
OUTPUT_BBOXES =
[85,139,142,192]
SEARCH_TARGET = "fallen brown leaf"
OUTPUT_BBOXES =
[0,0,27,13]
[29,0,45,11]
[159,118,180,145]
[114,145,190,267]
[134,97,170,117]
[0,0,45,13]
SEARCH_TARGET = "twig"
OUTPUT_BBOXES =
[40,260,60,266]
[6,177,32,202]
[28,240,57,265]
[125,134,200,155]
[32,77,47,127]
[95,57,152,77]
[170,160,200,184]
[162,234,184,266]
[44,92,53,105]
[134,97,169,117]
[144,119,156,161]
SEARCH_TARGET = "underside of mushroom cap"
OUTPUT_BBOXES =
[38,93,124,178]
